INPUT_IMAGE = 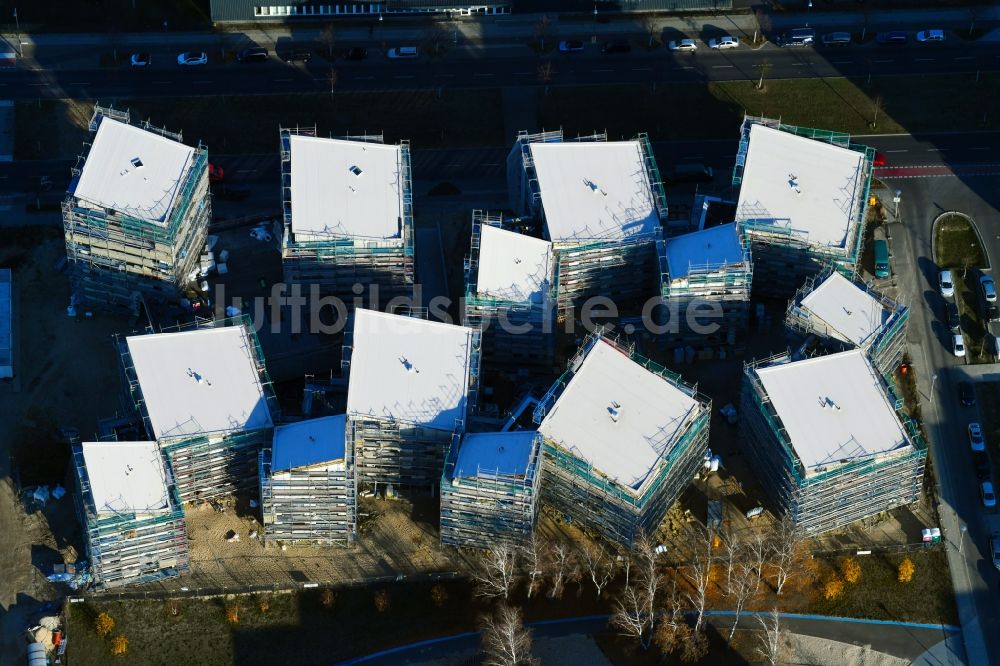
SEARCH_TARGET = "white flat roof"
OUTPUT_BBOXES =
[346,310,473,430]
[475,225,552,303]
[289,135,403,240]
[755,349,910,473]
[272,414,346,472]
[538,339,700,491]
[126,326,273,440]
[799,272,889,346]
[736,124,866,248]
[81,441,170,514]
[529,141,660,243]
[74,118,195,225]
[665,223,746,280]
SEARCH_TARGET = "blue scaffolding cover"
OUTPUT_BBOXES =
[271,415,346,472]
[453,431,536,479]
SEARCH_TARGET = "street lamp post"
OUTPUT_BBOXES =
[893,189,902,219]
[930,373,938,403]
[13,8,22,58]
[959,524,968,554]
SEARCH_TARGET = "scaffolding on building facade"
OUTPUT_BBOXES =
[439,431,543,549]
[259,446,356,546]
[279,127,415,310]
[740,352,927,535]
[463,210,556,377]
[532,331,711,546]
[785,268,909,376]
[732,116,875,298]
[62,105,210,314]
[72,444,189,590]
[117,316,279,502]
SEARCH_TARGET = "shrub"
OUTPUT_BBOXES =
[898,557,915,583]
[321,588,336,609]
[225,603,240,624]
[165,598,181,617]
[841,557,862,584]
[110,634,128,656]
[258,596,270,614]
[95,612,115,638]
[431,584,448,608]
[822,577,844,601]
[374,589,391,612]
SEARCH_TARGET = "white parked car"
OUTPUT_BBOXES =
[668,39,698,52]
[130,52,151,67]
[177,52,208,66]
[990,536,1000,570]
[981,481,997,508]
[916,29,945,43]
[939,270,954,298]
[708,36,740,50]
[969,422,986,452]
[953,334,966,358]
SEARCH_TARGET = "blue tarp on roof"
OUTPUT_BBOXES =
[271,414,346,472]
[665,222,745,279]
[453,431,536,479]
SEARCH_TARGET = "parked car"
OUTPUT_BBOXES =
[344,47,368,61]
[177,52,208,66]
[779,28,815,47]
[387,46,419,59]
[876,31,908,46]
[281,49,313,63]
[668,39,698,52]
[987,304,1000,323]
[236,47,269,63]
[821,32,852,47]
[981,275,997,302]
[981,481,997,508]
[873,150,887,167]
[974,451,991,481]
[708,36,739,50]
[916,29,945,43]
[990,535,1000,569]
[945,300,961,333]
[208,163,225,184]
[953,333,967,358]
[558,40,585,53]
[960,380,976,407]
[969,422,986,452]
[601,40,631,54]
[130,52,151,67]
[939,269,954,298]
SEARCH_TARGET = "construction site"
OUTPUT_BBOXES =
[533,331,711,546]
[259,414,356,546]
[62,105,210,314]
[439,430,542,549]
[740,348,927,535]
[343,308,481,490]
[661,222,753,348]
[279,128,415,316]
[0,267,11,379]
[118,318,279,502]
[462,210,555,379]
[786,269,909,376]
[506,130,668,321]
[732,116,876,298]
[72,441,189,589]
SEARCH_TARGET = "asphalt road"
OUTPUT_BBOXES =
[6,40,1000,100]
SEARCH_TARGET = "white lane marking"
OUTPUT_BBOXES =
[873,59,893,63]
[154,80,172,84]
[885,149,908,153]
[631,67,652,71]
[831,60,853,64]
[352,75,375,80]
[593,68,614,72]
[393,75,415,79]
[434,74,455,78]
[474,73,494,77]
[513,71,531,75]
[915,58,936,62]
[954,56,976,61]
[69,81,91,85]
[273,78,292,82]
[969,147,990,151]
[713,65,734,68]
[193,80,210,84]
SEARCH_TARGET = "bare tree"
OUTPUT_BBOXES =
[473,541,519,600]
[327,67,339,93]
[683,528,713,634]
[319,23,336,59]
[871,95,886,129]
[640,15,659,48]
[546,538,578,599]
[519,531,547,599]
[580,541,616,599]
[653,575,690,656]
[611,582,653,650]
[480,604,536,666]
[536,61,554,94]
[754,8,772,44]
[721,530,741,592]
[756,59,772,91]
[727,559,756,643]
[746,526,769,594]
[756,607,783,666]
[617,547,633,588]
[533,15,551,52]
[634,533,662,632]
[770,514,807,596]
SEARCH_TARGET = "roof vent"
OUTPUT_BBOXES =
[349,165,363,177]
[498,445,505,454]
[187,367,211,386]
[608,400,622,423]
[399,356,417,373]
[514,257,522,265]
[131,157,143,168]
[787,173,802,195]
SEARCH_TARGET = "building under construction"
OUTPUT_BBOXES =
[732,116,875,297]
[119,318,278,502]
[344,309,481,490]
[259,414,356,545]
[506,130,668,321]
[440,430,542,548]
[72,441,189,589]
[0,268,11,379]
[741,349,926,535]
[786,269,909,375]
[62,105,210,313]
[533,331,711,546]
[280,128,414,318]
[463,211,555,378]
[661,222,752,347]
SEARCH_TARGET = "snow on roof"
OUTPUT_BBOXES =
[452,431,537,480]
[754,349,910,473]
[0,269,10,378]
[665,223,746,280]
[289,135,403,240]
[475,225,552,303]
[81,441,170,514]
[271,415,346,472]
[538,339,700,491]
[73,118,195,225]
[799,272,889,347]
[346,310,473,430]
[736,124,866,248]
[529,141,660,243]
[126,326,273,440]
